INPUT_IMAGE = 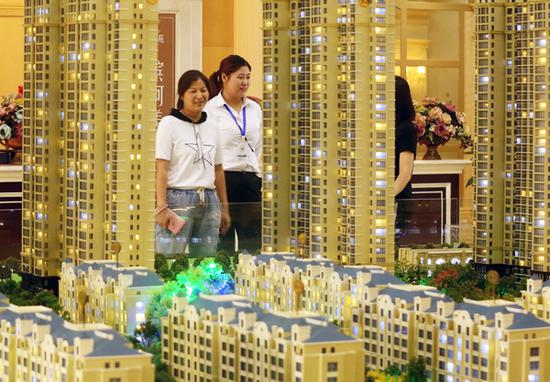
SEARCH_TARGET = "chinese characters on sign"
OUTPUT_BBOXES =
[157,14,176,121]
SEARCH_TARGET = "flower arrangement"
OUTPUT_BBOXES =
[0,86,24,149]
[414,97,473,149]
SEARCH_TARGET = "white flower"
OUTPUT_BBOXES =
[442,113,452,125]
[0,124,11,140]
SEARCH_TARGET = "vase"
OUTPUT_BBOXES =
[4,136,22,150]
[423,144,442,160]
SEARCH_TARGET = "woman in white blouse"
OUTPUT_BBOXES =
[205,55,262,254]
[156,70,230,258]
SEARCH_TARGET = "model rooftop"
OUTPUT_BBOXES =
[0,304,149,357]
[179,294,359,344]
[63,258,163,288]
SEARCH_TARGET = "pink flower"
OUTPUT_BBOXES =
[434,123,451,138]
[428,106,443,121]
[445,102,456,112]
[414,113,426,129]
[416,125,426,138]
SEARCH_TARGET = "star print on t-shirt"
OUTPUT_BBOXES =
[185,143,215,168]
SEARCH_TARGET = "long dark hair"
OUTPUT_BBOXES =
[176,70,210,110]
[209,55,252,97]
[395,76,415,125]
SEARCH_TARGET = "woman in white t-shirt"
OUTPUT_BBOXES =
[205,55,263,255]
[155,70,230,258]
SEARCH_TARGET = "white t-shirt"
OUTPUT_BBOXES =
[156,109,223,189]
[204,93,263,176]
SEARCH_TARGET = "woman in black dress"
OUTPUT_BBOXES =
[394,76,417,249]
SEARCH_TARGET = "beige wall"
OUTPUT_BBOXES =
[202,0,234,83]
[233,0,262,98]
[203,0,263,97]
[0,0,24,97]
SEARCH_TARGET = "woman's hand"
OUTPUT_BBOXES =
[155,208,172,229]
[220,208,231,235]
[247,95,263,105]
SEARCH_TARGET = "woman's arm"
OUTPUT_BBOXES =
[214,164,231,234]
[155,159,172,228]
[395,151,415,195]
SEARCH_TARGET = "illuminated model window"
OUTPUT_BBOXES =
[22,0,157,278]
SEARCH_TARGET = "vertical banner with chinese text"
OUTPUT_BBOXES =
[157,14,176,121]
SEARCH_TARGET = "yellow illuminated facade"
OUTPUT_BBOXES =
[356,287,550,382]
[474,0,550,276]
[236,253,550,382]
[262,0,396,267]
[262,0,291,255]
[0,295,154,382]
[22,0,157,279]
[162,293,365,382]
[521,278,550,322]
[59,260,163,335]
[235,253,398,332]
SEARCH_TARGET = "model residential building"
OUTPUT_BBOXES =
[356,283,550,382]
[22,0,157,284]
[236,253,550,381]
[235,252,402,332]
[474,0,550,276]
[521,277,550,322]
[59,259,163,335]
[0,293,154,382]
[161,293,364,382]
[262,0,396,267]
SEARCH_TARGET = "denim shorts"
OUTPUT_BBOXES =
[155,188,221,258]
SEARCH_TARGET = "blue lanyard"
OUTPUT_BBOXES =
[223,104,247,137]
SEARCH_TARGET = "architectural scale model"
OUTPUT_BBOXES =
[235,253,550,382]
[0,292,154,382]
[22,0,158,283]
[473,0,550,276]
[521,277,550,322]
[235,252,401,330]
[398,247,473,270]
[161,293,365,382]
[262,0,397,267]
[10,0,550,381]
[59,259,163,334]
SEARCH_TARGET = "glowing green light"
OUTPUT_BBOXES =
[158,258,234,303]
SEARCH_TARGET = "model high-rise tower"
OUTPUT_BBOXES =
[262,0,291,257]
[473,0,506,269]
[474,0,550,276]
[262,0,396,267]
[22,0,157,281]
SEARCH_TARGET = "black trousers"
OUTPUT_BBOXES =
[218,171,262,255]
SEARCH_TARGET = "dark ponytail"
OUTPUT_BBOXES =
[176,70,210,110]
[209,54,252,99]
[395,75,415,125]
[209,69,223,97]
